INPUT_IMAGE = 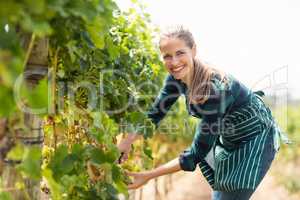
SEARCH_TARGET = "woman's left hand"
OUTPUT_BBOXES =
[126,171,152,190]
[117,133,142,163]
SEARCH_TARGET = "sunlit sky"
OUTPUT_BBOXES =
[116,0,300,99]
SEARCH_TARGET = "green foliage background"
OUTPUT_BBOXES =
[0,0,299,199]
[0,0,168,199]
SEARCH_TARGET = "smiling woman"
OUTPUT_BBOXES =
[117,25,290,200]
[159,26,225,105]
[159,36,195,82]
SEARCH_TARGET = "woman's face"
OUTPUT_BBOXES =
[160,37,196,81]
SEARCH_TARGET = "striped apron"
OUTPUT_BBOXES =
[199,92,291,191]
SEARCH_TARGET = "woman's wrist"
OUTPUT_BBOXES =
[146,158,181,180]
[143,171,156,181]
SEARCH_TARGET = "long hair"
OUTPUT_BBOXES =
[160,25,227,104]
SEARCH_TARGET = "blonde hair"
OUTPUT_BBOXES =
[159,25,226,104]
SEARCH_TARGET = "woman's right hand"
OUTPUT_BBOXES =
[126,158,182,189]
[126,171,152,190]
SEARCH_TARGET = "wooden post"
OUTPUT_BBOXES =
[154,178,161,200]
[163,175,169,196]
[1,34,49,199]
[138,187,143,200]
[129,190,136,200]
[23,34,48,199]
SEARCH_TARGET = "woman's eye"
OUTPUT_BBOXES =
[163,55,171,60]
[177,51,185,56]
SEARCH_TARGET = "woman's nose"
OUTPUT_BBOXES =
[170,56,180,66]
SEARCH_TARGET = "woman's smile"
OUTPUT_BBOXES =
[171,65,185,73]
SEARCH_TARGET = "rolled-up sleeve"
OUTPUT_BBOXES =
[179,148,198,171]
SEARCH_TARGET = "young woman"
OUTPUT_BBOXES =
[118,26,289,200]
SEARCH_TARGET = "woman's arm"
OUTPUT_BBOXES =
[127,157,182,189]
[148,157,181,178]
[118,75,182,162]
[147,74,181,126]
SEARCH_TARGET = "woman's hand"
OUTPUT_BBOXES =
[126,171,152,190]
[118,137,182,190]
[126,158,182,190]
[117,133,142,163]
[117,137,131,163]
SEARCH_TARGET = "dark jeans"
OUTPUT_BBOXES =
[212,132,277,200]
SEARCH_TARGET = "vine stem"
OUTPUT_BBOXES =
[22,33,36,69]
[50,47,59,150]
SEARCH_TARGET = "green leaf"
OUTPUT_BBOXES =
[21,78,49,116]
[114,180,128,196]
[106,36,119,60]
[89,147,105,165]
[48,144,70,180]
[89,127,104,144]
[51,145,68,166]
[127,111,144,123]
[87,146,119,165]
[0,192,13,200]
[104,147,119,163]
[125,112,155,138]
[143,145,153,160]
[101,163,113,183]
[20,13,53,36]
[0,87,15,117]
[105,183,119,199]
[141,118,155,139]
[71,143,84,156]
[91,111,118,137]
[6,142,25,160]
[61,154,76,174]
[60,175,81,192]
[24,0,46,15]
[86,16,107,49]
[42,168,61,200]
[17,146,42,180]
[67,0,98,22]
[111,164,121,182]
